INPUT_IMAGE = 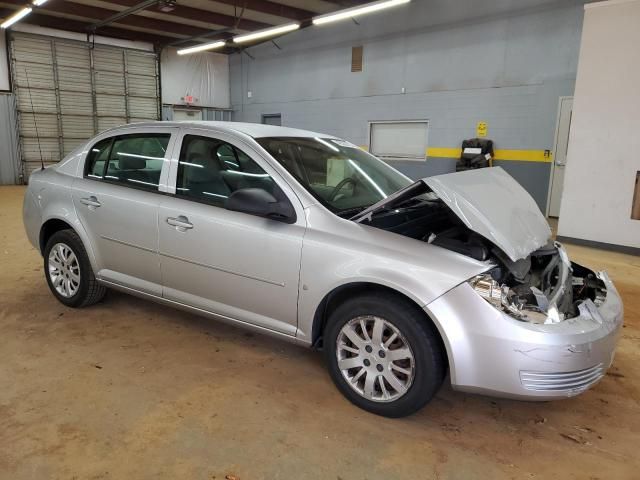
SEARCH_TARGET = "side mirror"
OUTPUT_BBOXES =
[226,188,296,224]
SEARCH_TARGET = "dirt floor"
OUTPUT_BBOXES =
[1,185,639,480]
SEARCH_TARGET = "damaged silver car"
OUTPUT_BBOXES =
[23,122,623,417]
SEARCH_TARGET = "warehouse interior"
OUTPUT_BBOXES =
[0,0,639,478]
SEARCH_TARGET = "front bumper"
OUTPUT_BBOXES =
[425,272,623,400]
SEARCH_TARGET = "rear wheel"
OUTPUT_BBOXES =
[43,229,106,308]
[325,293,445,417]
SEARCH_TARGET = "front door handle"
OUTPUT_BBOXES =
[80,196,101,208]
[166,215,193,230]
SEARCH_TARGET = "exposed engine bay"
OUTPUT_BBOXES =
[363,195,607,324]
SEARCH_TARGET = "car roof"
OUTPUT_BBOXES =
[117,121,335,139]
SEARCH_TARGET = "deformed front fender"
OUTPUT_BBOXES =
[295,205,491,344]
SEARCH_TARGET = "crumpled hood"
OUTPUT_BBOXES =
[423,167,551,261]
[352,167,551,262]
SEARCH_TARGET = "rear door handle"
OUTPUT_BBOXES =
[80,196,101,208]
[166,215,193,230]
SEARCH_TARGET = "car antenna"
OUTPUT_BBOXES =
[23,68,45,171]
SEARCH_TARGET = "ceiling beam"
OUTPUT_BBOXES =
[103,0,273,30]
[43,1,213,37]
[0,8,177,44]
[210,0,314,21]
[167,27,233,46]
[329,0,370,6]
[0,0,202,39]
[88,0,161,31]
[0,0,208,36]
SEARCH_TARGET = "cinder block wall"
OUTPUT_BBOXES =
[229,1,585,211]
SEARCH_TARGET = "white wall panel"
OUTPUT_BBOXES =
[161,47,229,108]
[0,32,9,91]
[370,122,428,160]
[0,94,20,184]
[558,0,640,249]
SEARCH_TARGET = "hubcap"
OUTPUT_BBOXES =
[336,315,415,403]
[48,243,80,298]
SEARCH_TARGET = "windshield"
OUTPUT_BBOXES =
[256,137,412,214]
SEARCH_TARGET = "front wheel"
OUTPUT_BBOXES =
[43,229,106,308]
[325,293,446,417]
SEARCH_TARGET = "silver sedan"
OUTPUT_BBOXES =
[23,121,623,417]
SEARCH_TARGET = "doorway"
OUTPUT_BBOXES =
[547,97,573,217]
[262,114,282,126]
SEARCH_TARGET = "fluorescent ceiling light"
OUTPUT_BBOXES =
[33,0,48,6]
[177,40,226,56]
[1,7,33,29]
[313,0,410,25]
[233,23,299,44]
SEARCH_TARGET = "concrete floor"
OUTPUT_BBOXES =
[1,185,639,480]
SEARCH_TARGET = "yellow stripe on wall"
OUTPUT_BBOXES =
[427,147,552,163]
[360,146,552,163]
[492,149,551,162]
[426,147,462,158]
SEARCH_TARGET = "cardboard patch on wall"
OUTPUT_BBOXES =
[632,171,640,220]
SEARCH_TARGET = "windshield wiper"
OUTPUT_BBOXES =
[336,206,368,218]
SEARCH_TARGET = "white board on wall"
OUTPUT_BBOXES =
[0,31,10,91]
[161,47,230,108]
[369,121,428,160]
[557,0,640,249]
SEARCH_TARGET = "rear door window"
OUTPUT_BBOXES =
[85,138,113,180]
[85,133,170,192]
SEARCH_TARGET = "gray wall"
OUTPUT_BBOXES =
[0,94,20,185]
[229,1,585,211]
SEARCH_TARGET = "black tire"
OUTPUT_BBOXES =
[43,229,106,308]
[324,292,445,418]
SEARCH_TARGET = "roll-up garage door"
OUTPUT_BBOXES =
[9,32,160,181]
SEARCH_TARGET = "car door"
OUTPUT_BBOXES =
[72,127,178,295]
[158,129,306,336]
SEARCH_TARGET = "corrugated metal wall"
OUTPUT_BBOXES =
[0,94,20,185]
[9,32,160,180]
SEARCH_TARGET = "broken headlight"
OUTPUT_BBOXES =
[469,273,567,324]
[470,274,566,324]
[469,274,529,320]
